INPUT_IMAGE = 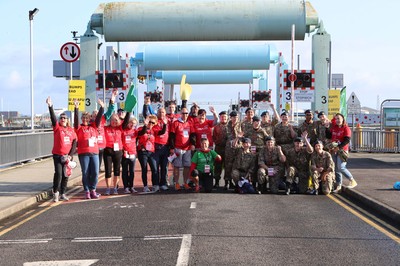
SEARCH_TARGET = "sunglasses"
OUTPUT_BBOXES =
[60,117,67,120]
[182,112,189,115]
[148,121,156,125]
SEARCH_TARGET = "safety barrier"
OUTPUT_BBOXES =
[352,129,399,153]
[0,131,53,167]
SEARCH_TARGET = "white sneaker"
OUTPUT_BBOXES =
[124,187,131,194]
[143,186,150,193]
[152,185,160,192]
[131,187,138,193]
[347,179,358,189]
[332,184,342,193]
[53,191,59,202]
[160,185,169,191]
[59,194,69,201]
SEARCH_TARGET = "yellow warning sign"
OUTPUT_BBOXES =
[68,80,86,111]
[328,90,340,119]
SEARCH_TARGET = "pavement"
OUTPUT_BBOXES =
[0,152,399,224]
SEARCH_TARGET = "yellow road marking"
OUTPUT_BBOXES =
[328,194,400,244]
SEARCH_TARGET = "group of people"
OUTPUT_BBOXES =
[48,92,358,200]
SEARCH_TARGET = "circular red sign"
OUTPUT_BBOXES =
[60,42,80,63]
[288,73,297,82]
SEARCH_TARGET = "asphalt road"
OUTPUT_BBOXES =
[0,191,399,266]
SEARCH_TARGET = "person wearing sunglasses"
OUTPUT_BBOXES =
[169,108,196,190]
[137,114,167,192]
[46,97,77,202]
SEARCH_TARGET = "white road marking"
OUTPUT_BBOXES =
[24,260,98,266]
[71,236,123,242]
[176,234,192,266]
[0,238,52,244]
[144,234,183,240]
[190,202,197,209]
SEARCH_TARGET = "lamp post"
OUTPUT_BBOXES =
[29,8,39,131]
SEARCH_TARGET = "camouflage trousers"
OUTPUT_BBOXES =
[286,166,311,194]
[214,145,225,182]
[257,166,285,194]
[311,171,334,195]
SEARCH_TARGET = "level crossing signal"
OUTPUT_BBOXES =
[285,72,313,88]
[252,90,271,102]
[98,73,124,88]
[144,91,163,103]
[240,99,250,108]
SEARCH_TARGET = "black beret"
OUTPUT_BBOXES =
[229,111,238,117]
[265,136,275,141]
[242,138,251,144]
[280,112,288,116]
[245,107,254,114]
[294,137,303,143]
[219,111,227,116]
[261,111,269,117]
[304,109,312,114]
[317,111,326,118]
[252,116,261,122]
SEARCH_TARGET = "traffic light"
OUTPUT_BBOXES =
[144,91,163,103]
[285,72,313,88]
[251,91,271,102]
[98,73,124,88]
[240,99,250,108]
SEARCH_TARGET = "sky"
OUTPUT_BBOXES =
[1,0,399,116]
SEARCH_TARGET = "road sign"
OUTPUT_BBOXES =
[60,42,80,62]
[347,92,361,114]
[288,73,297,82]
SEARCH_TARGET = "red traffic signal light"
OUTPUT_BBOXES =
[285,72,313,88]
[98,73,124,88]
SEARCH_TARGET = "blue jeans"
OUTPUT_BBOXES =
[332,153,354,185]
[138,150,158,187]
[79,153,99,192]
[153,144,169,186]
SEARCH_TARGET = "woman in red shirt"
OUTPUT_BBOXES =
[46,97,77,202]
[103,112,130,195]
[137,114,166,192]
[74,99,104,199]
[192,107,218,149]
[328,113,357,193]
[153,108,170,191]
[121,114,138,193]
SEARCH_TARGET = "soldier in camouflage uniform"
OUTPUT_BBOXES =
[240,107,255,137]
[257,136,286,194]
[273,112,297,155]
[285,131,313,195]
[231,138,257,189]
[315,111,332,150]
[309,140,335,195]
[224,111,242,190]
[297,109,318,147]
[260,103,280,137]
[212,111,229,188]
[244,116,269,153]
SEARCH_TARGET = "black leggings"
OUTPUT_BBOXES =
[103,147,123,178]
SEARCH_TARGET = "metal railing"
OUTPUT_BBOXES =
[352,128,399,153]
[0,131,53,167]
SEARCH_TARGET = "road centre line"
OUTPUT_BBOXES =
[190,202,197,209]
[0,238,52,244]
[71,236,123,242]
[328,194,400,244]
[144,234,183,240]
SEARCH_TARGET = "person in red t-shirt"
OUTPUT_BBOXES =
[169,108,196,191]
[327,113,357,193]
[103,112,130,195]
[137,114,167,192]
[46,97,77,202]
[153,108,170,191]
[74,99,104,199]
[121,114,138,193]
[192,107,218,149]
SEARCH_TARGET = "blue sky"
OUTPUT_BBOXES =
[0,0,399,115]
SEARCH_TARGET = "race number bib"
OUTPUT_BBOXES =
[113,142,120,151]
[204,165,210,173]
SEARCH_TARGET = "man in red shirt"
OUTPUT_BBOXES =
[169,108,196,190]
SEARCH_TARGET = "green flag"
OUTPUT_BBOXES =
[124,84,137,112]
[340,86,347,118]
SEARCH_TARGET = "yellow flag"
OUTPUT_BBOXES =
[180,74,192,101]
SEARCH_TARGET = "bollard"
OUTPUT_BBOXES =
[354,123,362,149]
[384,129,395,149]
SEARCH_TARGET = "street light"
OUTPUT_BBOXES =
[29,8,39,130]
